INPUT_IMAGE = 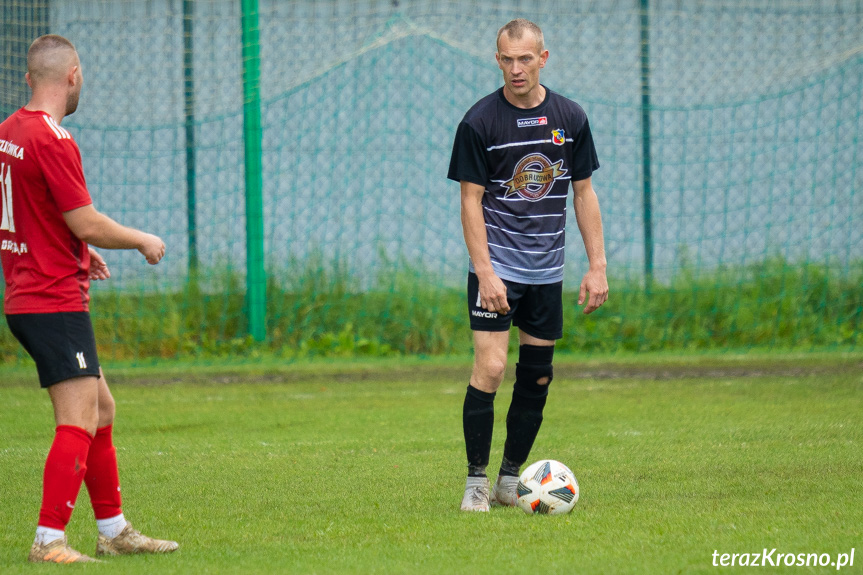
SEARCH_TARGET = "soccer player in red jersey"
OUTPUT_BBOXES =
[0,35,179,563]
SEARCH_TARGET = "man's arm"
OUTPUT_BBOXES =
[63,204,165,265]
[460,181,509,313]
[572,176,608,314]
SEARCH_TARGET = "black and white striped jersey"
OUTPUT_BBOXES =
[448,86,599,285]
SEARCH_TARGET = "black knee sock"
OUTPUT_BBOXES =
[501,345,553,476]
[463,384,495,477]
[501,393,547,475]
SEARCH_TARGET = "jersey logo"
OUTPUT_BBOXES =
[552,129,565,146]
[517,117,547,128]
[501,152,568,201]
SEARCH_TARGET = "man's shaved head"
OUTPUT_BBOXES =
[26,34,83,116]
[496,19,544,54]
[27,35,79,87]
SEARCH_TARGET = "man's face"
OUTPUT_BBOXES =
[496,31,548,105]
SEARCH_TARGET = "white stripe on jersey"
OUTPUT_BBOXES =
[485,223,564,237]
[484,206,564,219]
[491,259,566,273]
[495,194,569,202]
[489,242,565,255]
[486,138,574,151]
[42,115,71,140]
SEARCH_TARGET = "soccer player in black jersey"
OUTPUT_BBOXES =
[447,19,608,511]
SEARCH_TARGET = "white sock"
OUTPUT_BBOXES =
[96,513,127,539]
[34,526,65,546]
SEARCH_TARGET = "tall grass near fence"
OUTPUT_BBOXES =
[2,258,860,366]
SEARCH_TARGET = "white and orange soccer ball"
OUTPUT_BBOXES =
[516,459,579,515]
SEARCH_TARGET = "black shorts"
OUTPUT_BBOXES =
[5,312,101,388]
[467,272,563,340]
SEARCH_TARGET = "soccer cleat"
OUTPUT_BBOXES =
[29,536,101,563]
[460,476,490,512]
[96,522,178,556]
[490,474,519,507]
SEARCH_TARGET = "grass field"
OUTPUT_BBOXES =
[1,352,862,573]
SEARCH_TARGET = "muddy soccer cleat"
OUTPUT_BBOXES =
[460,476,490,512]
[29,537,101,563]
[96,522,178,556]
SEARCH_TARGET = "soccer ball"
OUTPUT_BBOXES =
[516,459,579,515]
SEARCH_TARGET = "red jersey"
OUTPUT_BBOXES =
[0,108,93,313]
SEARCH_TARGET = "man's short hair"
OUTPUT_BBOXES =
[27,34,78,85]
[496,19,545,53]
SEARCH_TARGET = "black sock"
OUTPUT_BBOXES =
[501,345,553,471]
[463,384,495,477]
[502,392,547,471]
[498,456,521,477]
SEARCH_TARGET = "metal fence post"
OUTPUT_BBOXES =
[240,0,266,341]
[640,0,654,286]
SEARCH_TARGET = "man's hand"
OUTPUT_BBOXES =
[578,267,608,314]
[138,233,166,265]
[478,273,510,314]
[88,248,110,280]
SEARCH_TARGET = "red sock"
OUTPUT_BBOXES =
[83,424,123,520]
[39,426,92,530]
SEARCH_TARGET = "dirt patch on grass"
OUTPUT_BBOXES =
[553,361,863,381]
[5,354,858,387]
[100,355,863,386]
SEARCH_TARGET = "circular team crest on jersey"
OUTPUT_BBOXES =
[502,152,568,201]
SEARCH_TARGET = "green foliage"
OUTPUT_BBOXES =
[1,258,861,363]
[1,356,861,574]
[579,257,863,353]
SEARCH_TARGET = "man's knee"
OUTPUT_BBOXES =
[514,344,554,397]
[98,395,116,426]
[48,376,101,434]
[480,355,507,381]
[473,354,507,390]
[96,371,116,425]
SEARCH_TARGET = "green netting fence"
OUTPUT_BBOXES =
[1,0,861,364]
